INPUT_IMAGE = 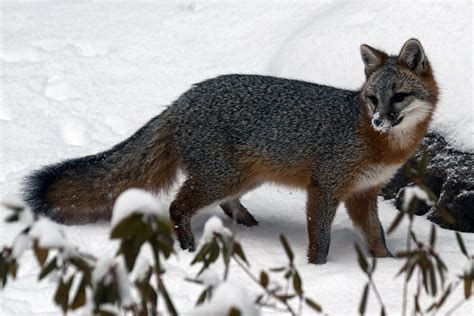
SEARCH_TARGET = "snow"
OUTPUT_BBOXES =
[111,188,167,228]
[10,233,30,260]
[194,282,259,316]
[131,245,153,283]
[92,255,114,286]
[28,218,71,250]
[0,0,472,315]
[115,256,134,308]
[197,268,220,287]
[402,186,434,211]
[267,0,473,153]
[201,215,231,243]
[1,195,34,225]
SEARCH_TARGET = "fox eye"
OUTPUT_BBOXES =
[368,95,378,106]
[392,93,409,103]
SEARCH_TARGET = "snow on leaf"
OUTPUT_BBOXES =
[11,233,31,259]
[29,218,71,250]
[92,255,114,286]
[197,268,220,287]
[201,216,231,244]
[403,186,434,211]
[194,282,259,316]
[111,188,167,229]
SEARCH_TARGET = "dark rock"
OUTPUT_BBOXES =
[381,132,474,233]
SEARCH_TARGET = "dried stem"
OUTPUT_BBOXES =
[402,219,414,316]
[233,256,297,316]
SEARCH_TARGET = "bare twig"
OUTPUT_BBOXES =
[233,256,297,316]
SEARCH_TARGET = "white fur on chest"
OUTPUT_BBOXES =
[353,163,401,192]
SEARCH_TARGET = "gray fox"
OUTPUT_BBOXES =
[23,39,438,264]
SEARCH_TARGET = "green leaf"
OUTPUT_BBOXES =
[293,270,303,296]
[118,237,142,271]
[396,251,414,258]
[429,264,437,296]
[260,271,269,288]
[464,274,472,299]
[196,289,208,306]
[279,235,294,263]
[269,266,286,272]
[429,224,436,247]
[155,217,173,236]
[39,257,57,281]
[305,297,322,313]
[110,213,143,239]
[145,284,158,308]
[54,276,74,313]
[359,284,369,315]
[0,257,7,288]
[455,232,468,257]
[70,275,87,310]
[233,242,248,266]
[387,211,405,235]
[403,163,417,181]
[191,242,212,265]
[354,244,368,274]
[208,240,220,264]
[158,278,178,316]
[5,213,19,223]
[8,260,17,279]
[276,294,295,302]
[228,307,241,316]
[435,207,455,225]
[70,257,92,283]
[33,242,49,266]
[414,294,421,313]
[155,235,174,259]
[435,284,452,310]
[417,150,429,178]
[434,255,447,287]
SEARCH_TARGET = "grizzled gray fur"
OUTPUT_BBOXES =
[23,39,438,264]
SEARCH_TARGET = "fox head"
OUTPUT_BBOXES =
[359,39,439,133]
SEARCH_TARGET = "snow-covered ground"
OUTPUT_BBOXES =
[0,0,472,315]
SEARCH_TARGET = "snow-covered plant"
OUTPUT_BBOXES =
[110,188,177,316]
[0,189,177,315]
[188,216,322,315]
[1,164,471,315]
[356,152,473,315]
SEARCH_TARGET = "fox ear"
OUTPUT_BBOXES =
[360,44,387,78]
[398,38,426,75]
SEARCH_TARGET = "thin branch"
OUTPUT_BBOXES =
[233,256,297,316]
[224,210,238,281]
[368,274,386,312]
[444,296,470,316]
[403,219,414,316]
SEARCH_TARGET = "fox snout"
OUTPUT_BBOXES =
[371,111,403,132]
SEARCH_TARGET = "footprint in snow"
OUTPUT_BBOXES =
[44,75,82,101]
[32,38,110,57]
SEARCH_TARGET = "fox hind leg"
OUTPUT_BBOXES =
[170,175,250,251]
[220,198,258,227]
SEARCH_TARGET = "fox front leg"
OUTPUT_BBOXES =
[306,185,339,264]
[345,189,393,258]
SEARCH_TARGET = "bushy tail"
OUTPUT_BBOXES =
[22,112,180,223]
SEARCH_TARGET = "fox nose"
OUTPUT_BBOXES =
[373,117,383,127]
